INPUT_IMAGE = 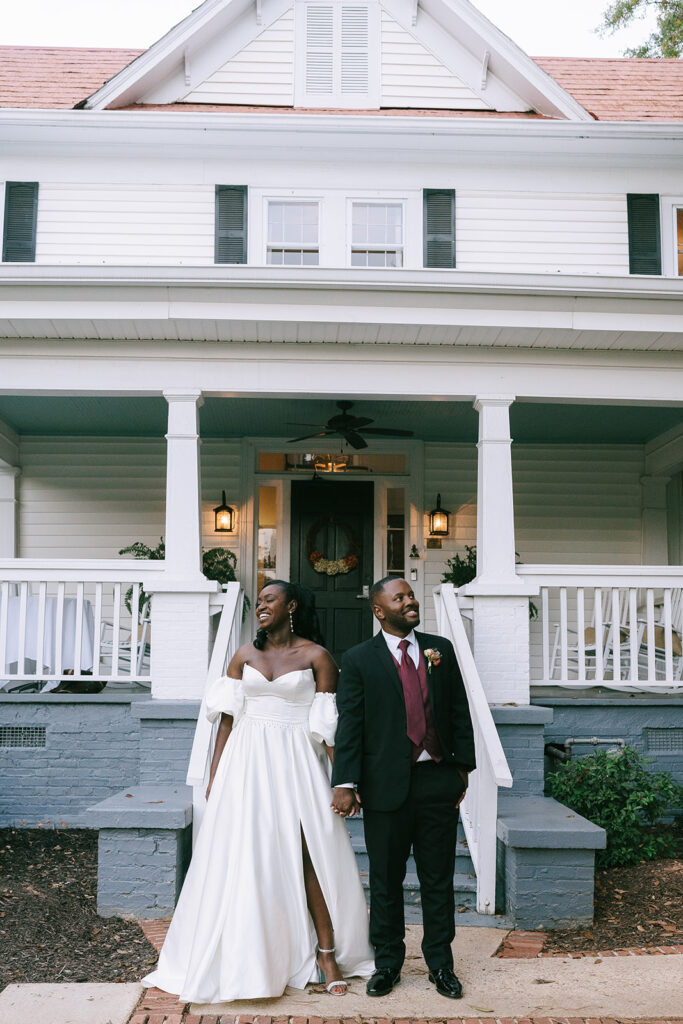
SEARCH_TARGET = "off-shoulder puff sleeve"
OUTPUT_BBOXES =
[205,675,244,724]
[309,691,338,746]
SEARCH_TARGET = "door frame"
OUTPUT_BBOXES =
[238,436,424,639]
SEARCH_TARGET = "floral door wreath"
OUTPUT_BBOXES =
[307,516,360,576]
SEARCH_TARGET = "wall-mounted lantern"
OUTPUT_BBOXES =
[429,494,450,537]
[214,490,235,533]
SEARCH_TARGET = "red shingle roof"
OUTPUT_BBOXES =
[0,46,142,110]
[0,45,682,122]
[535,56,683,122]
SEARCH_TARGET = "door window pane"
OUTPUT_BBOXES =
[677,208,683,276]
[351,203,403,267]
[267,201,319,265]
[387,488,405,577]
[258,486,278,594]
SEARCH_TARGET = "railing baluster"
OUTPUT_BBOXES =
[130,583,141,678]
[18,582,28,677]
[594,588,604,681]
[36,583,47,681]
[577,587,586,682]
[559,587,568,680]
[663,589,673,681]
[0,581,8,677]
[93,583,102,677]
[73,582,84,677]
[629,588,639,682]
[112,583,121,679]
[541,587,550,680]
[55,582,65,679]
[611,588,621,682]
[646,589,656,680]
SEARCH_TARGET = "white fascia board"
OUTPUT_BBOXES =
[2,263,683,301]
[2,111,683,160]
[83,0,245,109]
[416,0,594,121]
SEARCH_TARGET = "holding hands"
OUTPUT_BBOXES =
[331,786,362,818]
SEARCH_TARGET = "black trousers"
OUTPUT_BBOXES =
[362,761,463,972]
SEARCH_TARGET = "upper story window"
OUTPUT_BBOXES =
[295,1,379,108]
[267,200,320,265]
[351,201,403,267]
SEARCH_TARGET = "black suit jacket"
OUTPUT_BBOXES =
[332,629,476,811]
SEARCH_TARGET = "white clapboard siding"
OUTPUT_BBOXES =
[422,442,645,633]
[35,185,215,265]
[183,10,295,105]
[18,438,243,559]
[457,192,630,275]
[381,11,489,109]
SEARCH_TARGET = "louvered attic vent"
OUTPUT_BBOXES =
[297,2,377,107]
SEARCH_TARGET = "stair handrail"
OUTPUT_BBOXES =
[186,583,243,833]
[433,583,513,914]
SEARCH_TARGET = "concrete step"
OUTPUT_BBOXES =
[346,817,478,922]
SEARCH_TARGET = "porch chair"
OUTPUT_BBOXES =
[636,588,683,682]
[550,588,640,684]
[99,602,151,689]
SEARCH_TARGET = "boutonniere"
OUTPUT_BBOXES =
[423,648,442,673]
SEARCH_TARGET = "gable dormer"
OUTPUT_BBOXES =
[82,0,592,121]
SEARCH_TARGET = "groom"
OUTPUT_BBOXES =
[331,577,476,999]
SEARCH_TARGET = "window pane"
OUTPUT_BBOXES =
[677,208,683,276]
[258,485,278,594]
[268,202,319,245]
[387,488,405,577]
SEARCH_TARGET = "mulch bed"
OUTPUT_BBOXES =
[0,828,158,992]
[542,855,683,955]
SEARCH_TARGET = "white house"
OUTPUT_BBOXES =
[0,0,681,927]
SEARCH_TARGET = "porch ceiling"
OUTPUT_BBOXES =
[0,395,680,445]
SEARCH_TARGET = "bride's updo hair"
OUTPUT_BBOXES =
[254,580,325,650]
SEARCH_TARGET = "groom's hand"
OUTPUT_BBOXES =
[331,786,362,817]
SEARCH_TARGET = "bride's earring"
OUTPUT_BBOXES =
[289,610,295,634]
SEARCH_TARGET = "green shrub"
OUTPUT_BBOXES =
[547,745,682,868]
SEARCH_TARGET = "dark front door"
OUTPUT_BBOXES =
[290,480,374,665]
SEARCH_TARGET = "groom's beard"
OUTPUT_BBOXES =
[383,607,421,634]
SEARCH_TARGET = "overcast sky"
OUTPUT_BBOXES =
[1,0,659,57]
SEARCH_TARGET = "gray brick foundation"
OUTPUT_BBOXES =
[134,699,200,785]
[492,705,553,796]
[84,785,193,918]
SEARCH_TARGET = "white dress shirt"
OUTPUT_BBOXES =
[337,629,430,789]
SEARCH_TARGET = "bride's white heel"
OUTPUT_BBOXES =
[317,947,348,995]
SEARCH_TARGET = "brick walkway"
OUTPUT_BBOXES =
[129,1015,683,1024]
[495,932,683,960]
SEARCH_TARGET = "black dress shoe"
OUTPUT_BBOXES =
[428,967,463,999]
[366,967,401,996]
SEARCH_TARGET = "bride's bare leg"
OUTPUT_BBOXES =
[301,829,346,993]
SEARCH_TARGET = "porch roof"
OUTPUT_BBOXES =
[1,265,683,353]
[0,394,680,446]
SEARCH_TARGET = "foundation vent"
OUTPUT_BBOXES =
[0,726,47,748]
[644,727,683,752]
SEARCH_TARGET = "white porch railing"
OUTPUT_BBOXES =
[187,582,244,836]
[0,560,164,690]
[433,583,513,914]
[519,566,683,692]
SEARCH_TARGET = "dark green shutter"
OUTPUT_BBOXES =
[3,182,39,262]
[215,185,247,264]
[627,193,661,275]
[423,188,456,268]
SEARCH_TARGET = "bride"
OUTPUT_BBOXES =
[143,580,374,1004]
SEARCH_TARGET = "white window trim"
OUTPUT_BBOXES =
[294,0,380,109]
[660,196,683,277]
[265,198,322,266]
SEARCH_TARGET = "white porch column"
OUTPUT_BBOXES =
[463,395,537,705]
[0,463,20,557]
[640,475,670,565]
[148,390,218,700]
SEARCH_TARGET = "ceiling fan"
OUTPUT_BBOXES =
[287,400,414,450]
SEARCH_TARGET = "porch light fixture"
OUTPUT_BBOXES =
[214,491,235,533]
[429,494,450,537]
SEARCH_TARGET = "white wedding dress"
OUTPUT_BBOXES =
[142,664,374,1004]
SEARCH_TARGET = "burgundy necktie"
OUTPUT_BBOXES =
[398,638,427,747]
